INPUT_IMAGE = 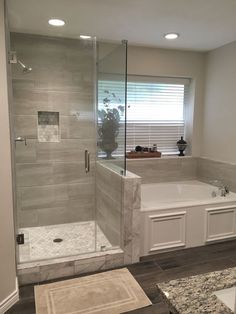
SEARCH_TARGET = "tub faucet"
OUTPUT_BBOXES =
[218,185,229,197]
[209,180,229,197]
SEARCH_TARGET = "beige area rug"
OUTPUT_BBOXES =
[34,268,152,314]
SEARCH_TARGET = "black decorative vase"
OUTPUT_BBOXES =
[177,136,187,156]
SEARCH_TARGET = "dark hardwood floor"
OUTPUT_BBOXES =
[6,239,236,314]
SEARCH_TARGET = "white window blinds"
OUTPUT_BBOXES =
[98,76,190,156]
[127,75,190,155]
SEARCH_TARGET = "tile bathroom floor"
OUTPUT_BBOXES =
[19,221,113,263]
[7,239,236,314]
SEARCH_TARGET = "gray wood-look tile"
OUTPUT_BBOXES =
[11,32,95,227]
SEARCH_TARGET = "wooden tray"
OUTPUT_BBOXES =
[126,151,162,159]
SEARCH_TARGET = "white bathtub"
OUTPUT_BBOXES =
[140,180,236,256]
[141,180,236,211]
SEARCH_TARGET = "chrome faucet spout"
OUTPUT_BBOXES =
[219,185,229,197]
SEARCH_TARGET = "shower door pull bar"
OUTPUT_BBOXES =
[85,150,90,173]
[15,136,27,146]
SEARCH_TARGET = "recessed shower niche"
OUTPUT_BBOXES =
[37,111,60,142]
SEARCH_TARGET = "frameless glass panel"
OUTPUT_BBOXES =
[10,32,98,263]
[97,41,127,174]
[95,41,127,252]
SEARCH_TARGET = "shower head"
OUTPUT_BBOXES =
[17,60,32,73]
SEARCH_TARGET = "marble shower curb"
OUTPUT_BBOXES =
[18,249,124,285]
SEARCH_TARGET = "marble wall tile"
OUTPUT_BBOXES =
[127,157,197,183]
[197,158,236,192]
[18,266,40,285]
[74,256,106,275]
[105,252,124,269]
[18,250,124,284]
[131,208,141,263]
[122,172,141,265]
[39,261,75,282]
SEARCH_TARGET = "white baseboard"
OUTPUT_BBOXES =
[0,278,19,313]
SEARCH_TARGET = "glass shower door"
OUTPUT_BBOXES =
[10,32,98,263]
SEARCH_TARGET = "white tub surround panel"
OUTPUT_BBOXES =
[140,180,236,256]
[147,211,186,252]
[205,205,236,243]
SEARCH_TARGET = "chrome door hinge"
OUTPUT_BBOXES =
[8,51,17,64]
[16,234,24,245]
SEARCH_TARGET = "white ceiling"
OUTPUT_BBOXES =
[7,0,236,51]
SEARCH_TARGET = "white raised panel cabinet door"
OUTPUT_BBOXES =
[147,211,186,252]
[205,206,236,243]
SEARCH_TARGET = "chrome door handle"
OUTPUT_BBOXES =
[15,136,27,146]
[85,150,90,173]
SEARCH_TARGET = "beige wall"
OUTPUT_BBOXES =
[202,41,236,163]
[127,45,206,157]
[0,0,17,307]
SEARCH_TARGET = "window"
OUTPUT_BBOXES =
[127,75,190,155]
[97,75,191,157]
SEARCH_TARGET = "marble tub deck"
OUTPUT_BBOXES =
[19,221,113,263]
[157,267,236,314]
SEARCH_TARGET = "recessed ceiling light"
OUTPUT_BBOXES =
[80,35,92,39]
[164,33,179,40]
[48,19,65,27]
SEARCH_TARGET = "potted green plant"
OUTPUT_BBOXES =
[98,90,124,159]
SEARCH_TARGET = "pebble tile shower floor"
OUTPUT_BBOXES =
[18,221,113,262]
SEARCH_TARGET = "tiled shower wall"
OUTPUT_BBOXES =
[96,162,141,264]
[11,33,96,227]
[96,162,122,247]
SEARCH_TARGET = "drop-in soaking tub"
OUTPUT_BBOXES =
[140,180,236,256]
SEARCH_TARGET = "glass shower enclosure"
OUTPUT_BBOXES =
[9,31,127,264]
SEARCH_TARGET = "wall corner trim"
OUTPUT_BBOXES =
[0,278,19,313]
